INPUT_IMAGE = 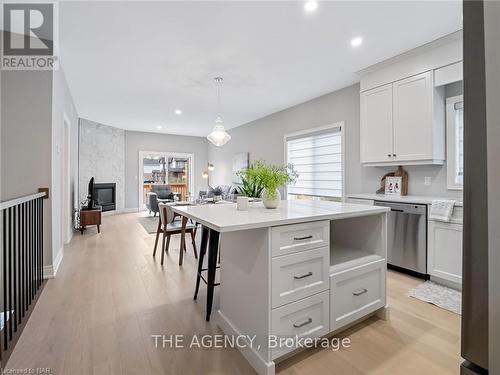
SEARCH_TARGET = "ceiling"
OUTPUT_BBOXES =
[59,1,462,137]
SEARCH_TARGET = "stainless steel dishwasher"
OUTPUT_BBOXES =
[374,201,427,275]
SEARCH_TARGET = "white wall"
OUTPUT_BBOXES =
[124,130,208,209]
[1,70,53,266]
[79,119,126,211]
[51,65,78,269]
[208,82,463,200]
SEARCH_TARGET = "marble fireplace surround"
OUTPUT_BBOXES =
[79,119,125,212]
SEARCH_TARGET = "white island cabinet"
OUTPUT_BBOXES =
[173,200,389,375]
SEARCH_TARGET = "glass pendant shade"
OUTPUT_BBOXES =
[207,117,231,146]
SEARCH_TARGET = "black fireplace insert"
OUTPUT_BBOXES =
[94,183,116,212]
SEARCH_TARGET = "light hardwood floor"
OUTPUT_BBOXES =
[6,212,461,374]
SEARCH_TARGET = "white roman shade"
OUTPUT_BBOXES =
[286,127,343,198]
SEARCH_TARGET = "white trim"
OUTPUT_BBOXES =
[62,112,73,244]
[446,95,464,190]
[138,150,195,208]
[44,246,64,279]
[283,121,346,201]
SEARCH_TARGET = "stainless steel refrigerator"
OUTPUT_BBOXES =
[461,1,489,373]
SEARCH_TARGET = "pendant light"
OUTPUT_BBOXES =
[207,77,231,146]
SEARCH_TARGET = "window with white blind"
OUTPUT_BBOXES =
[446,95,464,190]
[285,123,343,200]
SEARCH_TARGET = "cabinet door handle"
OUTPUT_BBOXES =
[293,271,313,280]
[353,288,368,296]
[387,154,391,157]
[392,153,396,157]
[293,317,312,328]
[293,235,313,241]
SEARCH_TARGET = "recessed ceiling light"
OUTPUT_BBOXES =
[304,1,318,12]
[156,125,163,130]
[350,36,363,47]
[174,109,182,115]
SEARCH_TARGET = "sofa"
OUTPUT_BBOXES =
[146,185,174,216]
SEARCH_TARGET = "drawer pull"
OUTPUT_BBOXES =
[293,271,313,280]
[293,317,312,328]
[353,288,368,296]
[293,235,313,241]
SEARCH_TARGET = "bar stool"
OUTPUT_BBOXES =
[193,225,220,321]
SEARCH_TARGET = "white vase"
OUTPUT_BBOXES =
[262,188,281,209]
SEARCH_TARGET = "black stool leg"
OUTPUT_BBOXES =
[206,229,220,322]
[194,226,209,300]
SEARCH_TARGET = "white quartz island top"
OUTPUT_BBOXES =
[172,200,389,232]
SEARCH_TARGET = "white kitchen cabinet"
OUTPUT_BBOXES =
[428,220,463,285]
[393,72,435,162]
[360,71,445,166]
[360,83,393,163]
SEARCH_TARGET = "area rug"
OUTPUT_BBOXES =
[138,216,159,234]
[407,281,462,315]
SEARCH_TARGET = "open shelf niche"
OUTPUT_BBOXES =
[329,214,386,275]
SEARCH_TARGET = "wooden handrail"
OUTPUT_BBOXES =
[0,191,47,211]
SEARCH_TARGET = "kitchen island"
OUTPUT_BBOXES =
[173,200,390,375]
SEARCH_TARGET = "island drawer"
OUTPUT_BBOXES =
[330,258,386,331]
[272,247,329,308]
[271,220,329,257]
[271,290,330,359]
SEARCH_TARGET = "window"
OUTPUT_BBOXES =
[285,123,344,201]
[446,95,464,189]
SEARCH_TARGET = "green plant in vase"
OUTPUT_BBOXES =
[246,160,298,209]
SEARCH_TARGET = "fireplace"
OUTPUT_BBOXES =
[94,183,116,212]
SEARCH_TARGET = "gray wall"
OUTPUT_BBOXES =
[79,119,126,211]
[124,131,208,209]
[1,70,53,266]
[209,82,463,200]
[208,84,363,195]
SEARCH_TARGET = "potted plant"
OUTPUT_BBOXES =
[236,164,264,198]
[210,186,224,202]
[246,160,298,209]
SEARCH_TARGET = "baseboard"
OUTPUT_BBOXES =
[102,207,139,216]
[44,246,64,279]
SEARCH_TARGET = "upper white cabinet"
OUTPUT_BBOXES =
[360,71,445,165]
[360,83,393,163]
[393,72,437,162]
[358,31,461,166]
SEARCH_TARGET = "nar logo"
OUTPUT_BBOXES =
[1,2,58,70]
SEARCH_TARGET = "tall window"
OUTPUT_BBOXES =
[285,123,343,201]
[446,96,464,189]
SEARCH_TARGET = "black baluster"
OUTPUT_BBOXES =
[3,209,8,350]
[40,198,43,285]
[8,207,12,341]
[21,202,26,317]
[13,205,17,333]
[30,200,33,302]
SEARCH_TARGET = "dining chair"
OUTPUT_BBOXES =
[153,203,198,265]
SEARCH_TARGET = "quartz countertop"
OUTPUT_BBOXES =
[172,200,389,233]
[348,193,463,206]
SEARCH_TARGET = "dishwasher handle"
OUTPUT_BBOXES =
[374,201,427,215]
